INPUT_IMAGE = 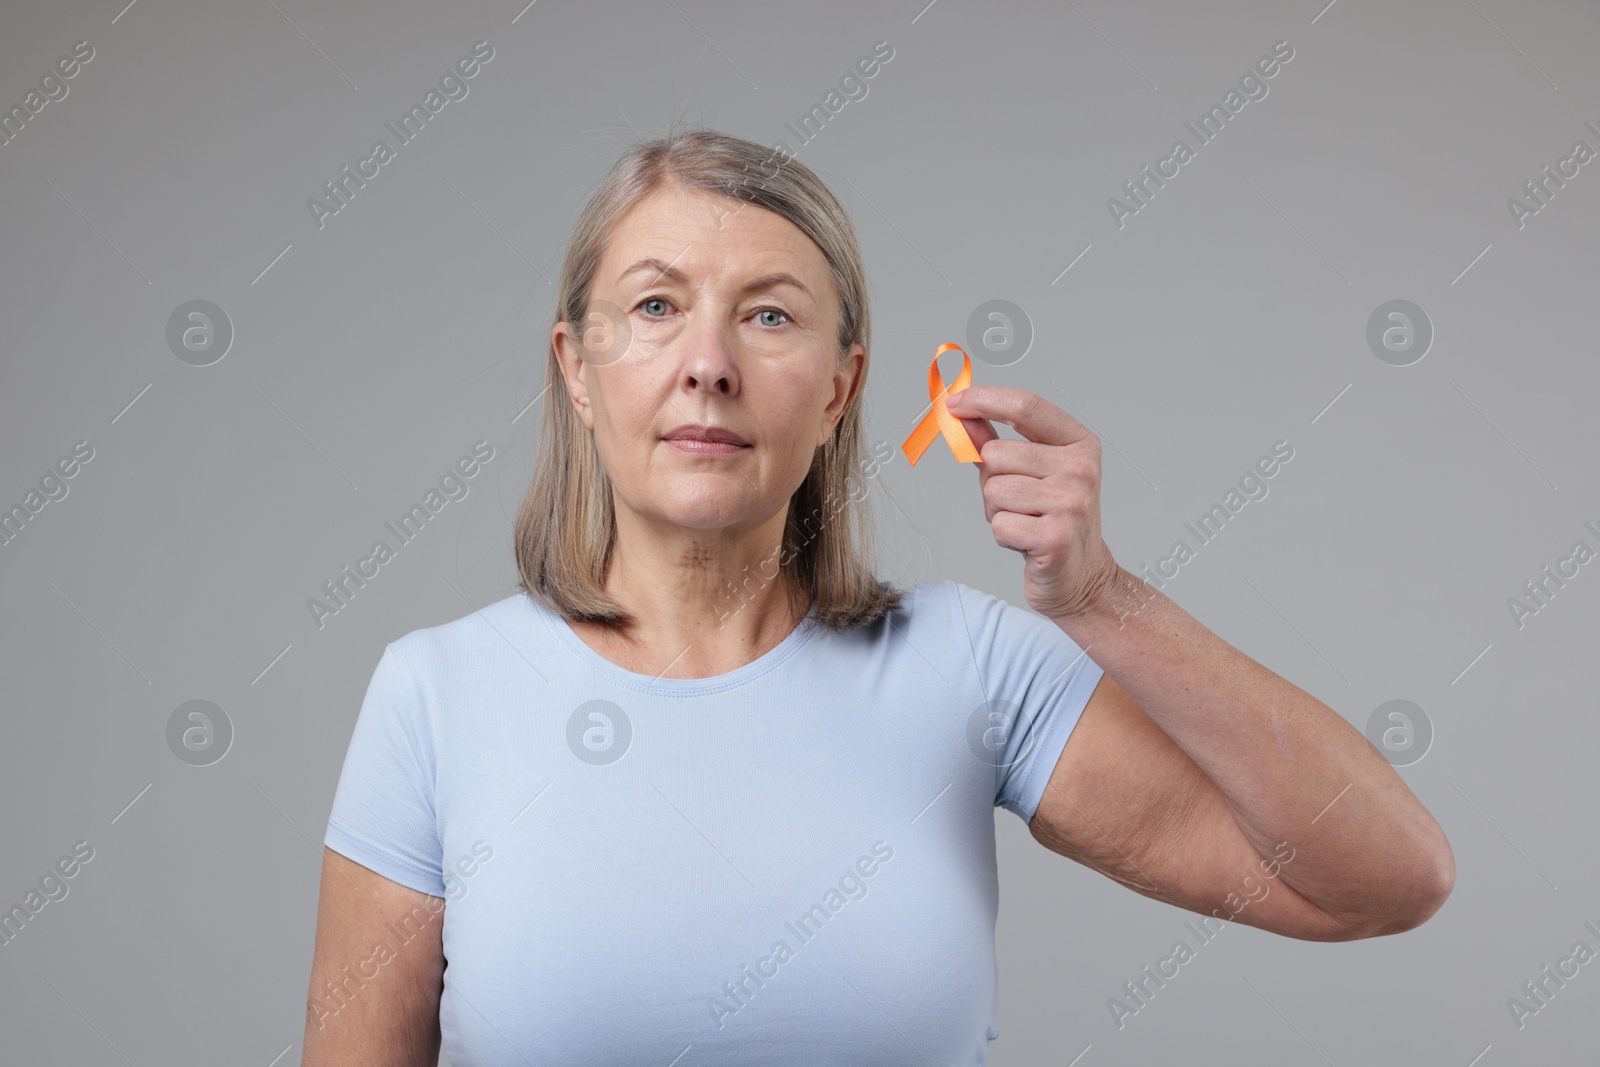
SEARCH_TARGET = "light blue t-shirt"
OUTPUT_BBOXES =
[323,578,1104,1065]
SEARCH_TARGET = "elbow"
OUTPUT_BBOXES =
[1339,840,1456,941]
[1410,840,1456,927]
[1396,830,1457,933]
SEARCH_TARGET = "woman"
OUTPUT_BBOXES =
[303,128,1453,1064]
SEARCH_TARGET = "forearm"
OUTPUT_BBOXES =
[1053,563,1453,930]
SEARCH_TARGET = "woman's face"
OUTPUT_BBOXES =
[556,181,865,539]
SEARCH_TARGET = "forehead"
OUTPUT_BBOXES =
[600,181,831,286]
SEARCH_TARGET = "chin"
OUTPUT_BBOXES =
[653,494,756,530]
[667,508,747,530]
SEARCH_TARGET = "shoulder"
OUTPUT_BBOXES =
[938,580,1098,681]
[382,589,542,684]
[854,578,994,659]
[898,578,1030,642]
[845,578,1008,632]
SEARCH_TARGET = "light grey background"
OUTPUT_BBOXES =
[1,0,1596,1063]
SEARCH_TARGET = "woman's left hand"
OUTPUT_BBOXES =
[943,384,1122,622]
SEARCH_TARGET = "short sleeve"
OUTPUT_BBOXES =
[323,642,447,897]
[953,582,1106,824]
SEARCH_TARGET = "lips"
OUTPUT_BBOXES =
[662,425,750,446]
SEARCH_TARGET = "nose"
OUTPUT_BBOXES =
[675,305,740,397]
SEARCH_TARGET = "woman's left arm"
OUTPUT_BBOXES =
[942,383,1454,938]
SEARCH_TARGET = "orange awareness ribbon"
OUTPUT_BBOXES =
[901,342,981,465]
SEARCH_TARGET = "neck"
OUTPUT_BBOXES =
[603,507,808,657]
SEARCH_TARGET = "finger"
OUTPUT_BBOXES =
[962,438,1060,478]
[981,473,1050,516]
[988,510,1047,556]
[946,385,1090,448]
[951,407,998,456]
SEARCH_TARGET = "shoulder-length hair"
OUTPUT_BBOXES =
[513,125,905,634]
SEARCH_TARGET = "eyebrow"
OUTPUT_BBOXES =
[617,257,814,300]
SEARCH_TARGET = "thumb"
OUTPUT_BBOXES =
[947,403,996,456]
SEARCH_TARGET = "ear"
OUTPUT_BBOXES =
[818,343,867,446]
[553,319,594,431]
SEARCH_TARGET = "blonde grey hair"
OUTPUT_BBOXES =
[513,124,905,633]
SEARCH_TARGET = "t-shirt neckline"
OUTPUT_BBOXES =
[528,592,824,696]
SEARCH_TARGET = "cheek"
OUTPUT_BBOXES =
[586,397,642,479]
[596,370,706,483]
[769,358,832,412]
[763,369,829,449]
[590,368,652,440]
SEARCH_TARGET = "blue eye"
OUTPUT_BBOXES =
[755,307,789,327]
[639,297,669,317]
